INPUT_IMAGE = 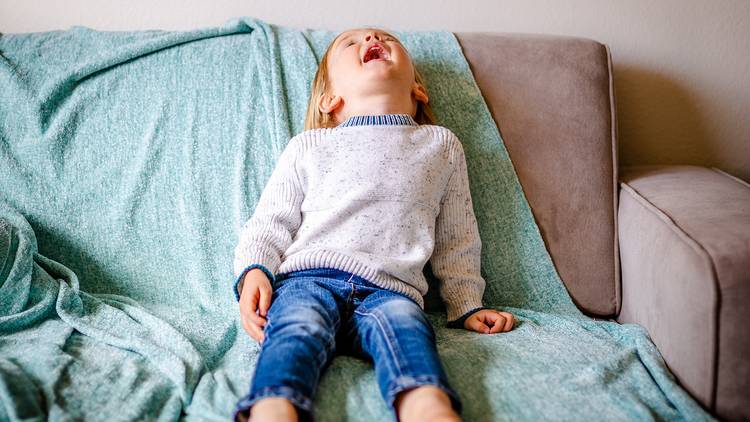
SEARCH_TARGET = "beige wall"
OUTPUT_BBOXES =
[2,0,748,181]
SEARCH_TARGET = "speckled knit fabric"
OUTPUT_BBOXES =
[233,119,486,323]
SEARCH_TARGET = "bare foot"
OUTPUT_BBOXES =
[395,385,461,422]
[246,397,299,422]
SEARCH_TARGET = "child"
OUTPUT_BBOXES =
[232,27,517,422]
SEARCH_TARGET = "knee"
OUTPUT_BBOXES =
[387,297,429,322]
[369,297,434,336]
[268,305,338,342]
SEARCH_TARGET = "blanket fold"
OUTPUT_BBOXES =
[0,16,713,421]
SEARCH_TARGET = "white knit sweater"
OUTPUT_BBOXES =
[233,114,486,323]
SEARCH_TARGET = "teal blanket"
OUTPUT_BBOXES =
[0,17,713,421]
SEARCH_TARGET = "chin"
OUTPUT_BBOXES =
[362,66,400,79]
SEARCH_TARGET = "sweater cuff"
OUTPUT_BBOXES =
[442,287,485,322]
[233,264,276,302]
[446,306,493,329]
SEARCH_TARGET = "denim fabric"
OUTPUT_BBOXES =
[233,267,462,422]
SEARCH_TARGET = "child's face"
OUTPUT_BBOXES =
[319,28,428,122]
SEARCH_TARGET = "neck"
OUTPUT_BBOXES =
[334,93,416,125]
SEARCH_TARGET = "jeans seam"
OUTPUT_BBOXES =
[354,308,405,378]
[344,273,357,315]
[263,318,273,343]
[316,324,337,369]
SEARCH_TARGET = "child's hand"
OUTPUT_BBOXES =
[463,309,516,334]
[238,268,273,343]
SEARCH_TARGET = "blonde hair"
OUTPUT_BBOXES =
[304,28,436,131]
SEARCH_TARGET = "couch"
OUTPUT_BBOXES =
[454,32,750,421]
[1,18,747,421]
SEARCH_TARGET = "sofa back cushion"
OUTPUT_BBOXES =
[455,32,619,317]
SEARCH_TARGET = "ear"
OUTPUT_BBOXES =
[318,93,344,114]
[411,82,429,105]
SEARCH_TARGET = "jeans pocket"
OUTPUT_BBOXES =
[271,275,289,291]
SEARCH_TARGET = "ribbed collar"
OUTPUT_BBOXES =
[337,114,418,128]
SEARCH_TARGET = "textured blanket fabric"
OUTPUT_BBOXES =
[0,17,713,421]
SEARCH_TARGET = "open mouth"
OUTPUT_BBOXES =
[363,44,389,63]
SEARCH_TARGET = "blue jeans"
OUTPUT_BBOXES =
[233,267,462,422]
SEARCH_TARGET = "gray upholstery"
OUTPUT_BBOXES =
[618,164,750,421]
[454,32,619,317]
[454,33,749,421]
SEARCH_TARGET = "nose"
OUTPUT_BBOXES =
[364,32,381,42]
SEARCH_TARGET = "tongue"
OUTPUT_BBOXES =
[366,49,381,62]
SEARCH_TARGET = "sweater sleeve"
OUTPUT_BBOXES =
[430,138,487,325]
[232,138,304,302]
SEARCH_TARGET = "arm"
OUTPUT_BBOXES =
[617,164,750,413]
[232,139,304,302]
[430,139,487,327]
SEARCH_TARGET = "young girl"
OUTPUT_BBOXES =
[232,27,517,422]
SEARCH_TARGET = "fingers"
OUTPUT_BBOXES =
[258,283,272,317]
[466,316,492,333]
[242,288,267,327]
[485,313,506,334]
[238,283,269,343]
[253,322,265,343]
[502,312,515,332]
[473,311,516,334]
[488,312,515,333]
[239,312,265,343]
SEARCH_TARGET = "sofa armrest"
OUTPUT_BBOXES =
[616,164,750,421]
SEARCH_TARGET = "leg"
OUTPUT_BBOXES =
[233,277,344,422]
[348,290,463,422]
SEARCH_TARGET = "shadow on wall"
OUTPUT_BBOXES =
[614,64,717,173]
